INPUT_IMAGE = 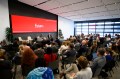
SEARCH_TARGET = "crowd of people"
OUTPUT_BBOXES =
[0,33,120,79]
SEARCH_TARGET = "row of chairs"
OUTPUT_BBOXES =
[18,36,33,43]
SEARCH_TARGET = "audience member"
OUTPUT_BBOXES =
[27,58,54,79]
[91,48,106,78]
[0,49,12,79]
[44,47,57,66]
[65,56,92,79]
[21,47,38,77]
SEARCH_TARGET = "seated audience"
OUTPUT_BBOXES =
[0,48,12,79]
[104,48,113,62]
[34,44,45,59]
[44,47,57,66]
[91,48,106,78]
[27,58,54,79]
[58,41,69,54]
[62,43,77,59]
[21,47,38,77]
[77,40,88,57]
[63,56,92,79]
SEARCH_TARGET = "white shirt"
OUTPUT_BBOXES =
[74,67,92,79]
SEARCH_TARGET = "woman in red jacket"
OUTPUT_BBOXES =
[44,47,57,66]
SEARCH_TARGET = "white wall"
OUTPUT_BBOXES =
[0,0,10,41]
[58,16,74,39]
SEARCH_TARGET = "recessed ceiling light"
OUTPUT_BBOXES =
[114,3,117,4]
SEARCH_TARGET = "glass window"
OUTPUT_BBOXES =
[76,27,81,29]
[104,29,113,32]
[105,22,114,25]
[75,23,82,26]
[82,23,88,26]
[76,31,81,35]
[82,26,88,29]
[96,22,104,25]
[105,26,113,28]
[76,29,81,32]
[89,26,95,29]
[96,29,103,32]
[115,22,120,24]
[89,23,96,26]
[114,26,120,29]
[96,26,104,28]
[89,28,95,33]
[114,29,120,32]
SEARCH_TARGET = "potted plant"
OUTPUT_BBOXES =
[5,27,13,42]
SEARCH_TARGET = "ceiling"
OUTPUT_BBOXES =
[18,0,120,21]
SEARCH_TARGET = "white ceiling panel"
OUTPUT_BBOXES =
[109,10,120,15]
[69,0,103,11]
[48,6,74,14]
[77,6,107,15]
[18,0,120,21]
[106,3,119,10]
[36,0,62,11]
[102,0,120,5]
[56,0,85,5]
[18,0,49,6]
[58,12,79,17]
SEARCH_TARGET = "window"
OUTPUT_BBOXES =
[75,19,120,37]
[96,22,104,25]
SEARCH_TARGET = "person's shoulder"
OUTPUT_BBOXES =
[86,67,92,71]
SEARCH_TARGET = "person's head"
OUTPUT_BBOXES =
[81,40,86,45]
[105,48,110,54]
[46,47,53,54]
[22,40,28,45]
[0,49,6,59]
[69,43,74,49]
[97,48,105,56]
[35,58,46,68]
[62,41,67,46]
[77,56,89,69]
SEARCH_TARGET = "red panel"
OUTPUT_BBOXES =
[11,15,57,33]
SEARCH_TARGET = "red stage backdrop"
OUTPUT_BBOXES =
[11,15,57,33]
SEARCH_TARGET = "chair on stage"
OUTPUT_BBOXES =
[18,37,23,42]
[27,36,33,43]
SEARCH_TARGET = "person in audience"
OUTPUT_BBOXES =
[77,40,88,57]
[51,42,59,54]
[62,43,77,59]
[34,44,45,59]
[91,48,106,78]
[44,47,57,66]
[27,58,54,79]
[22,40,30,48]
[104,48,113,62]
[58,41,69,54]
[0,48,13,79]
[21,47,38,78]
[74,40,80,52]
[63,56,92,79]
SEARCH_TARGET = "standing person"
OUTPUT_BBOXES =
[21,47,38,78]
[91,48,106,78]
[0,49,12,79]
